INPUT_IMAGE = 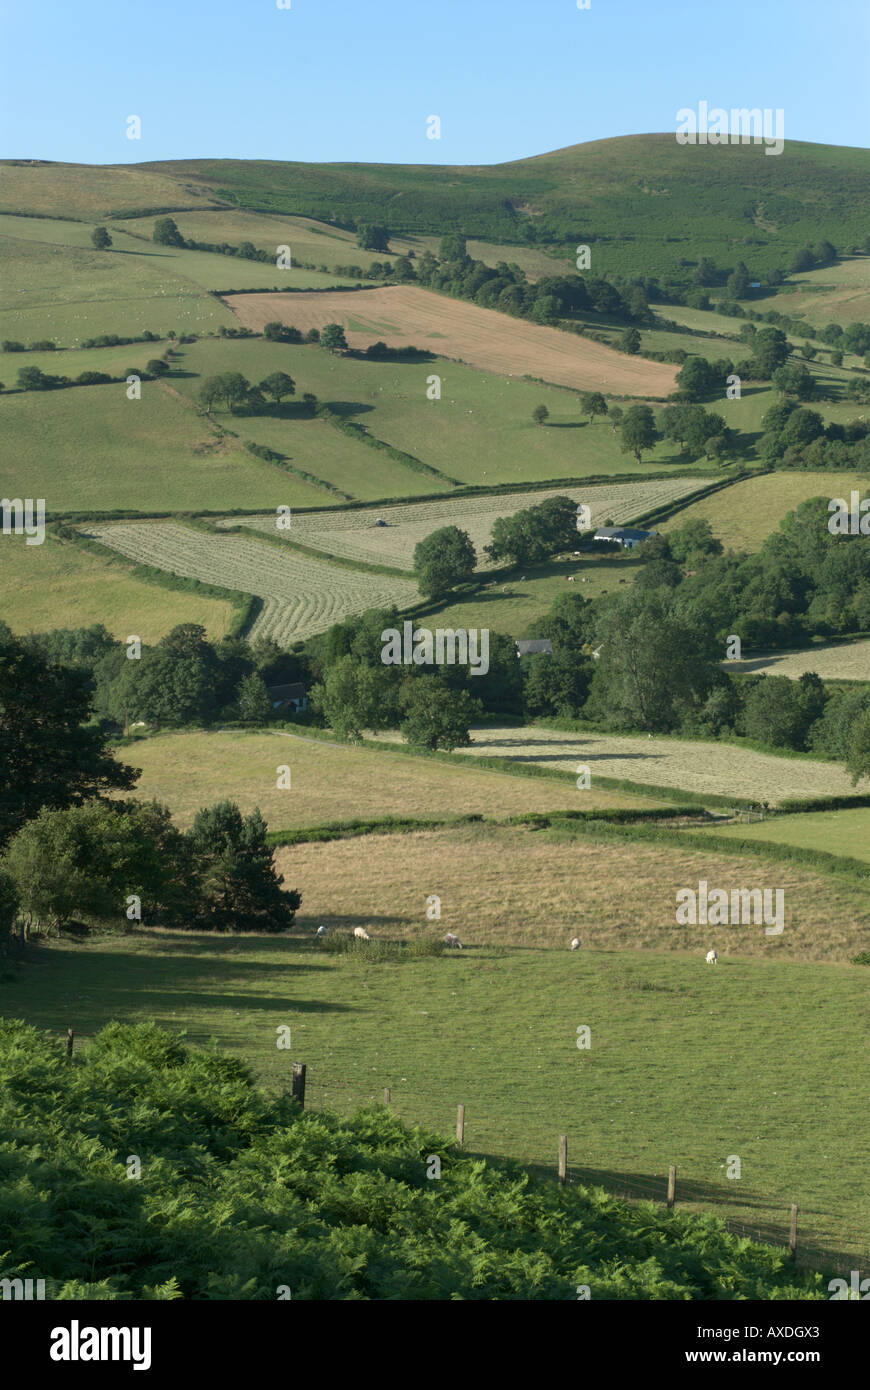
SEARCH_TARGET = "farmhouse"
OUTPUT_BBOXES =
[593,525,658,550]
[515,639,553,658]
[266,682,308,713]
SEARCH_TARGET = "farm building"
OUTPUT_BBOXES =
[266,682,308,713]
[516,639,553,658]
[593,525,658,550]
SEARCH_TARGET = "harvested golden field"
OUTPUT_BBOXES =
[727,638,870,682]
[662,470,870,552]
[275,822,870,961]
[123,729,662,829]
[226,285,679,395]
[229,476,712,573]
[457,726,858,803]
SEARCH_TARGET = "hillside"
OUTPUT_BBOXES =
[4,135,870,282]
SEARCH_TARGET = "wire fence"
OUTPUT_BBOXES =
[297,1068,866,1280]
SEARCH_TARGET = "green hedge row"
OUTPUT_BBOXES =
[242,441,352,499]
[315,403,461,486]
[266,812,484,847]
[542,816,870,883]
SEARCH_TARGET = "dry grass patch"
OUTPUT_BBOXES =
[226,285,679,396]
[726,638,870,682]
[276,822,870,961]
[459,725,858,804]
[662,471,870,553]
[124,729,661,829]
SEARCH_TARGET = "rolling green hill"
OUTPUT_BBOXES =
[4,135,869,285]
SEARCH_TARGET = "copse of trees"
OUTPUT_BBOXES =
[485,495,578,566]
[413,526,477,598]
[152,217,185,247]
[357,223,391,252]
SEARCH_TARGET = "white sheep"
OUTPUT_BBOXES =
[353,927,371,941]
[570,937,581,951]
[443,932,463,949]
[705,949,718,965]
[315,925,327,938]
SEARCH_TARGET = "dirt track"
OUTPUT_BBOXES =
[225,285,679,396]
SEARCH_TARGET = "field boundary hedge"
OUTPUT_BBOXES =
[542,816,870,885]
[315,403,461,487]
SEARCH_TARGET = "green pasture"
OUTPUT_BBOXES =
[699,808,870,862]
[1,933,864,1269]
[0,529,235,642]
[173,338,714,487]
[421,552,643,638]
[0,380,332,513]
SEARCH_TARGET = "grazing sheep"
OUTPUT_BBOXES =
[567,575,575,583]
[353,927,371,941]
[315,925,327,938]
[570,937,581,951]
[706,949,718,965]
[443,932,463,949]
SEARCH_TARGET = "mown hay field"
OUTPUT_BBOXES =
[727,637,870,682]
[226,285,681,396]
[662,470,870,553]
[124,729,662,829]
[0,531,234,642]
[174,337,711,487]
[88,521,419,644]
[0,381,331,514]
[455,725,859,803]
[229,476,713,573]
[274,821,870,960]
[699,807,870,862]
[3,926,865,1268]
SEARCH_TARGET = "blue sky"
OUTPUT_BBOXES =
[1,0,867,165]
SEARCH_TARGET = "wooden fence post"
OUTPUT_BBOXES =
[558,1135,568,1183]
[291,1062,306,1108]
[789,1204,799,1260]
[667,1164,677,1209]
[456,1104,465,1146]
[383,1087,391,1106]
[66,1028,74,1060]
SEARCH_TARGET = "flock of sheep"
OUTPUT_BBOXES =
[314,924,719,962]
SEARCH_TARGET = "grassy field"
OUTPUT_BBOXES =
[767,256,870,328]
[123,728,662,827]
[0,380,333,514]
[0,228,236,343]
[173,337,712,486]
[226,285,680,396]
[0,214,357,338]
[662,470,870,552]
[88,521,420,644]
[421,553,645,638]
[699,807,870,862]
[2,887,865,1268]
[727,637,870,682]
[457,725,860,803]
[0,530,234,641]
[231,477,713,573]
